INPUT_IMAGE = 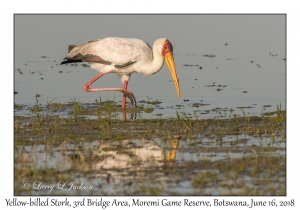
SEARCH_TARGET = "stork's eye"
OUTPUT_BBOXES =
[165,46,168,49]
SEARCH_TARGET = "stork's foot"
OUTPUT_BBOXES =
[120,88,137,107]
[123,112,137,120]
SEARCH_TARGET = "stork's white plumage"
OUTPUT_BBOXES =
[60,37,180,109]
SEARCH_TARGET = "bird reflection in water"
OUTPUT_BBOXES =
[92,138,180,174]
[165,139,179,167]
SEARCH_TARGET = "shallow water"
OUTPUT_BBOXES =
[14,51,285,119]
[14,15,285,119]
[15,130,285,195]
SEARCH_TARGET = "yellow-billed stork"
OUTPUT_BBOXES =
[60,37,180,108]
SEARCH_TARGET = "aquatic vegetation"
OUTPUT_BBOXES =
[202,54,216,58]
[138,99,162,105]
[14,98,286,195]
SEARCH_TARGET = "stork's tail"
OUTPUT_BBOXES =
[60,58,82,65]
[68,45,77,52]
[60,45,81,65]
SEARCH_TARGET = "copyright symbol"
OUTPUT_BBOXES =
[23,181,31,189]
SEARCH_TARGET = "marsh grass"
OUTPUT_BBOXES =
[14,99,286,195]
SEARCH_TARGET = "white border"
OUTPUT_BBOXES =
[4,1,298,209]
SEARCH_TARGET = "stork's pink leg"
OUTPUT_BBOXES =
[83,72,106,91]
[122,80,128,108]
[83,72,136,108]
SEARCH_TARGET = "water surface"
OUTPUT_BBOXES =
[14,15,285,119]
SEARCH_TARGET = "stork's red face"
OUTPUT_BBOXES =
[162,40,180,98]
[161,40,173,56]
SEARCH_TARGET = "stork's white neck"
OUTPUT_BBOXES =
[136,42,165,76]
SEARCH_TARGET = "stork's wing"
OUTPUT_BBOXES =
[63,37,141,68]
